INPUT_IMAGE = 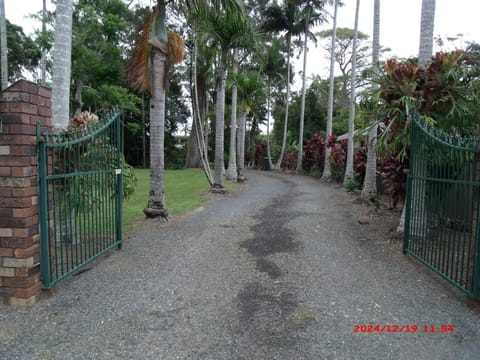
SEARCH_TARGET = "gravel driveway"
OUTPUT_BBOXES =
[1,170,479,359]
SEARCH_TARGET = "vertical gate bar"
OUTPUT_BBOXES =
[417,132,426,260]
[94,137,99,251]
[109,123,115,245]
[116,111,123,248]
[62,146,69,275]
[86,140,92,255]
[71,144,79,268]
[404,119,416,255]
[67,143,75,271]
[457,153,471,287]
[51,156,59,282]
[85,141,91,260]
[472,179,480,299]
[38,126,52,288]
[440,151,449,275]
[113,118,117,245]
[102,128,107,250]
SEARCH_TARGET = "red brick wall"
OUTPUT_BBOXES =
[0,80,51,306]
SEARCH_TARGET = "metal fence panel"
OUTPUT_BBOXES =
[404,113,480,298]
[37,111,123,288]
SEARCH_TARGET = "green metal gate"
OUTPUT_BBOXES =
[37,110,123,288]
[404,113,480,299]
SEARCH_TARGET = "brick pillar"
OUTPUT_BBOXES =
[0,80,52,306]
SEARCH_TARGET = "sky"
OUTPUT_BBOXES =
[309,0,480,78]
[4,0,480,80]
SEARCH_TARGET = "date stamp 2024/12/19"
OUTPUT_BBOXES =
[353,324,455,333]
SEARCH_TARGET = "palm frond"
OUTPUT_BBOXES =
[167,31,185,64]
[126,12,153,94]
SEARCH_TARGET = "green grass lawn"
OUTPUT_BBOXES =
[122,168,240,231]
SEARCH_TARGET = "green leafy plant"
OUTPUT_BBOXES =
[121,155,137,200]
[344,179,360,192]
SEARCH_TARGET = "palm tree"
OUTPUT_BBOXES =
[194,2,257,191]
[40,0,47,85]
[190,35,214,184]
[295,0,329,173]
[361,0,380,200]
[233,70,266,181]
[418,0,436,67]
[51,0,73,130]
[261,39,286,170]
[0,0,7,90]
[343,0,360,184]
[321,0,339,180]
[127,1,184,218]
[262,0,303,170]
[226,50,239,180]
[399,0,436,232]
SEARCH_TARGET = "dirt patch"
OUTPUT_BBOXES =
[337,186,404,246]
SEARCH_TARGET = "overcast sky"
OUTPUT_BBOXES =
[4,0,480,80]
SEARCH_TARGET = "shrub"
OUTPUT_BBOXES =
[281,148,298,171]
[329,139,347,182]
[310,169,322,179]
[68,111,99,130]
[378,156,409,208]
[353,144,367,184]
[302,132,325,173]
[344,179,360,192]
[254,140,268,169]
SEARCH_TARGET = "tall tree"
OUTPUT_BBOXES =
[397,0,436,232]
[51,0,73,130]
[295,0,329,173]
[262,39,286,170]
[418,0,436,67]
[233,70,266,181]
[127,1,184,218]
[343,0,360,184]
[70,0,131,116]
[226,50,239,180]
[40,0,47,84]
[5,21,41,81]
[0,0,8,90]
[317,27,371,109]
[361,0,380,200]
[194,1,257,190]
[295,5,310,173]
[262,0,302,170]
[321,0,339,180]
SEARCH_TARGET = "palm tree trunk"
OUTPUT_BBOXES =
[144,48,168,218]
[40,0,47,85]
[0,0,7,90]
[266,82,274,170]
[142,94,146,168]
[190,33,213,184]
[213,58,227,190]
[322,0,339,180]
[296,28,309,173]
[226,51,238,180]
[73,79,83,116]
[343,0,360,185]
[399,0,436,232]
[51,0,73,130]
[237,111,246,181]
[361,0,380,200]
[418,0,436,68]
[275,34,292,170]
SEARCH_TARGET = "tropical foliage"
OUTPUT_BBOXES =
[4,0,480,213]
